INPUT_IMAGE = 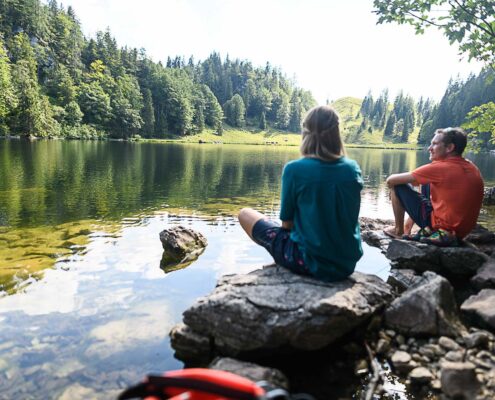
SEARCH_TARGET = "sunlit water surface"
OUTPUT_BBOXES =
[0,140,494,399]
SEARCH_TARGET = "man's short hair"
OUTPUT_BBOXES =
[436,127,467,155]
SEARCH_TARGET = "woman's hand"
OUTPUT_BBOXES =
[282,220,293,230]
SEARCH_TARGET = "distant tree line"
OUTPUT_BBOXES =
[354,68,495,151]
[0,0,315,139]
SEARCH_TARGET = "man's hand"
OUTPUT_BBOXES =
[386,172,417,188]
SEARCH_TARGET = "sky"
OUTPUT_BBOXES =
[59,0,483,104]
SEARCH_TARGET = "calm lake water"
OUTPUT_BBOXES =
[0,140,494,399]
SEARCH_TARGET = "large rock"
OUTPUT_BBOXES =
[386,239,488,279]
[440,361,480,399]
[170,265,393,361]
[385,271,465,337]
[209,357,289,390]
[461,289,495,331]
[470,259,495,290]
[159,225,207,271]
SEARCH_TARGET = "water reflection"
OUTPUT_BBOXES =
[0,141,494,398]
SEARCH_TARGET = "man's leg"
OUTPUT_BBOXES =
[238,208,266,240]
[387,186,406,237]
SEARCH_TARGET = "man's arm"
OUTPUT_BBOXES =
[386,172,417,188]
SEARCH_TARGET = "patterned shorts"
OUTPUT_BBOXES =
[251,218,310,276]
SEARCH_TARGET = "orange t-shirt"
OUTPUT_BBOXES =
[411,157,484,238]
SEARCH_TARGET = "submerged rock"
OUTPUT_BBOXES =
[461,289,495,331]
[385,271,465,337]
[170,265,393,362]
[159,225,207,272]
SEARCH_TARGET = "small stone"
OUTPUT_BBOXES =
[407,337,415,346]
[444,350,464,362]
[476,350,493,360]
[472,358,493,370]
[463,331,490,349]
[385,329,396,338]
[409,367,433,384]
[396,334,405,345]
[399,344,408,351]
[412,353,423,362]
[432,379,441,390]
[355,359,368,376]
[376,338,391,355]
[391,351,413,373]
[439,336,461,351]
[419,346,436,359]
[440,361,480,399]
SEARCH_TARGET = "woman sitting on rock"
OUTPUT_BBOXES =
[238,105,363,281]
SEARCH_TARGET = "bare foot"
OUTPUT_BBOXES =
[383,226,403,239]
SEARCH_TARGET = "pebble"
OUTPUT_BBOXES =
[444,350,464,362]
[419,346,436,359]
[385,329,396,338]
[376,338,391,355]
[391,351,413,373]
[464,331,490,349]
[439,336,461,351]
[408,367,433,384]
[396,334,405,345]
[431,379,441,390]
[399,344,408,351]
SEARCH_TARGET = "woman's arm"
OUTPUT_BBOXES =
[282,220,293,230]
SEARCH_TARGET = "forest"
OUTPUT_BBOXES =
[0,0,315,140]
[0,0,494,150]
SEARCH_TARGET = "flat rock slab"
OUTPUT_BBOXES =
[461,289,495,331]
[170,265,393,362]
[385,271,465,337]
[386,239,488,279]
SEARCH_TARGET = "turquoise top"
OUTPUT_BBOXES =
[279,156,363,281]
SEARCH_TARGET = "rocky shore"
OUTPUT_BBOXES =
[162,221,495,399]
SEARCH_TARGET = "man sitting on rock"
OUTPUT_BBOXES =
[384,127,484,246]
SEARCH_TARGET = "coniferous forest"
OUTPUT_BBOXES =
[0,0,316,139]
[0,0,494,150]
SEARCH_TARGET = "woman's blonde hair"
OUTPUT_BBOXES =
[300,105,345,161]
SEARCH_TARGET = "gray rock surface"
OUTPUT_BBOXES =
[159,225,207,271]
[169,323,211,364]
[209,357,289,390]
[385,272,465,337]
[461,289,495,331]
[386,269,422,293]
[408,367,433,384]
[391,351,413,374]
[386,240,488,279]
[470,259,495,290]
[170,265,393,361]
[440,361,480,399]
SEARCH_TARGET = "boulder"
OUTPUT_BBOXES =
[386,239,488,279]
[159,226,207,271]
[386,269,422,293]
[169,323,211,364]
[170,265,393,362]
[440,361,480,399]
[385,271,466,337]
[461,289,495,331]
[209,357,289,390]
[470,259,495,290]
[464,225,495,257]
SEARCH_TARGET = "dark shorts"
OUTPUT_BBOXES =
[394,184,432,228]
[251,218,310,276]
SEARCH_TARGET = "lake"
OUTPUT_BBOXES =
[0,140,494,399]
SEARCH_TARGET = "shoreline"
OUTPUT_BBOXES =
[0,134,425,151]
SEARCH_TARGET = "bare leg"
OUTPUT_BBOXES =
[404,217,415,235]
[386,186,405,237]
[238,208,266,241]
